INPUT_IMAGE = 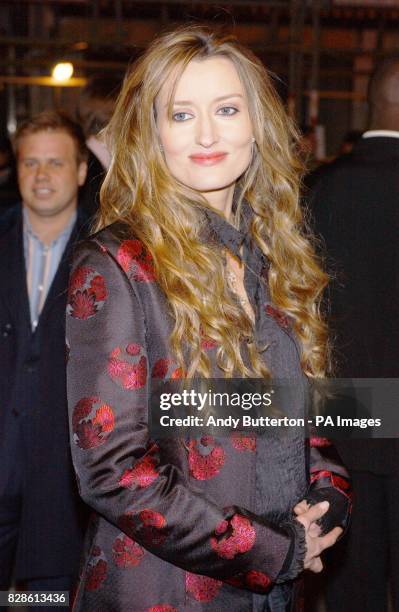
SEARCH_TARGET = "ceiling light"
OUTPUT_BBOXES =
[52,62,74,82]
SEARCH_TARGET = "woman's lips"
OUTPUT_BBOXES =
[189,152,227,166]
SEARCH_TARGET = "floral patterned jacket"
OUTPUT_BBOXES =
[66,206,351,612]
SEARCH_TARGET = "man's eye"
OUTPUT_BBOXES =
[50,160,63,167]
[24,160,36,168]
[172,112,192,122]
[217,106,238,116]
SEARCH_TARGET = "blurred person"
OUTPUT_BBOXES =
[67,27,351,611]
[76,75,122,217]
[0,137,19,210]
[0,111,89,608]
[338,129,362,156]
[307,57,399,611]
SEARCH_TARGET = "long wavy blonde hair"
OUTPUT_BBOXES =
[97,26,329,379]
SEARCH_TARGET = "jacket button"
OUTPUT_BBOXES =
[2,322,13,337]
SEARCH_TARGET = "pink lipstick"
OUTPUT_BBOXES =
[189,152,227,166]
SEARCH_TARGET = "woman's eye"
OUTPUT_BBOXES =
[172,112,192,122]
[217,106,238,116]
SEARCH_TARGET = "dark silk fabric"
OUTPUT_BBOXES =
[66,207,351,611]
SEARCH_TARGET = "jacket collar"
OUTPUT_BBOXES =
[201,199,253,259]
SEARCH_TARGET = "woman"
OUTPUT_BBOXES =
[66,27,351,611]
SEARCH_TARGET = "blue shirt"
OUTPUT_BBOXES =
[23,208,76,330]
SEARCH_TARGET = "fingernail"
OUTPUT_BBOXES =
[320,501,329,510]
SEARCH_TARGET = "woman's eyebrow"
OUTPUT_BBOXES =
[172,93,244,106]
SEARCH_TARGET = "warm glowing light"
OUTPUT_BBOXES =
[52,62,74,82]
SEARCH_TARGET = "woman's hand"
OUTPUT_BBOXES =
[295,501,343,573]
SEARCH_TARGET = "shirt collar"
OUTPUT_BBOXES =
[201,200,266,281]
[202,193,256,250]
[23,207,77,247]
[202,205,246,257]
[362,130,399,140]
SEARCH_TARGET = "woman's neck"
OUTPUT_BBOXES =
[203,183,235,220]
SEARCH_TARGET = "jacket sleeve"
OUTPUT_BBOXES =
[66,237,305,593]
[305,433,352,535]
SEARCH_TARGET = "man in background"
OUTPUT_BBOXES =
[308,58,399,611]
[76,75,121,217]
[0,111,88,605]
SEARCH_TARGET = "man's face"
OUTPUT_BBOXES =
[17,130,87,220]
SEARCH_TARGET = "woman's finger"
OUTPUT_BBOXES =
[308,556,323,573]
[293,500,309,515]
[318,526,343,551]
[296,500,329,529]
[308,522,322,537]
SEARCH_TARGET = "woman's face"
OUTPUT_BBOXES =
[155,56,253,213]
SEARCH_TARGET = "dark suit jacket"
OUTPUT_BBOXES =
[0,205,89,580]
[307,136,399,473]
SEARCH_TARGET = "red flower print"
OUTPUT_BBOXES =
[85,547,107,592]
[67,266,107,319]
[117,239,156,282]
[72,397,115,449]
[89,274,107,301]
[171,367,185,379]
[117,240,143,271]
[139,509,168,547]
[68,290,97,320]
[215,520,228,535]
[188,437,225,480]
[139,509,166,529]
[310,437,332,448]
[108,357,131,379]
[245,570,271,592]
[107,345,147,390]
[119,454,158,489]
[126,343,141,356]
[92,403,114,433]
[231,431,256,452]
[69,266,91,293]
[148,606,177,612]
[226,569,271,592]
[117,508,168,547]
[124,356,148,389]
[152,358,171,379]
[185,572,222,603]
[200,328,218,350]
[112,534,145,568]
[211,514,256,559]
[135,261,156,282]
[265,304,290,330]
[72,397,97,433]
[200,337,217,350]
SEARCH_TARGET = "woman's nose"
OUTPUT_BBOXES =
[196,113,218,148]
